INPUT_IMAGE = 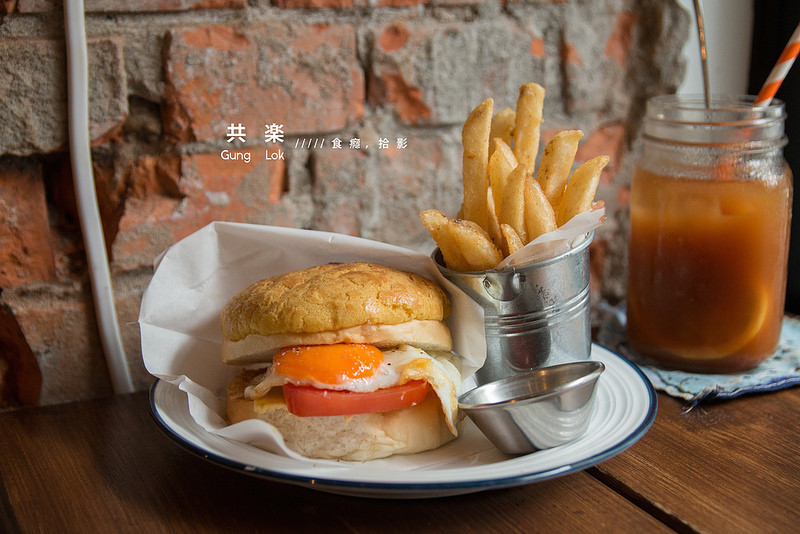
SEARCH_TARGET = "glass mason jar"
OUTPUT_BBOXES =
[626,95,793,373]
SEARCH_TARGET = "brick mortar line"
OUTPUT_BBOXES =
[0,3,589,41]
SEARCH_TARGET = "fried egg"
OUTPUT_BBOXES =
[244,343,462,434]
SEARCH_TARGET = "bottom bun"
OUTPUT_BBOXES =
[226,369,458,461]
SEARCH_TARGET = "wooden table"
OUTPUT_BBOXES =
[1,383,798,533]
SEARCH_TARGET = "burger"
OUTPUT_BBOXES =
[221,262,462,461]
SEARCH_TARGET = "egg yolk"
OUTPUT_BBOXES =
[272,344,384,385]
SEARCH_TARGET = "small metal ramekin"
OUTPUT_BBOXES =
[458,361,604,455]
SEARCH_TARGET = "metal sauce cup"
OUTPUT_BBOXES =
[434,232,592,386]
[458,361,604,454]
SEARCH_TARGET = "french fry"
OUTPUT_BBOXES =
[555,155,609,226]
[500,164,528,243]
[448,218,503,271]
[486,187,504,252]
[489,107,516,158]
[487,138,518,223]
[420,209,471,271]
[500,224,525,255]
[512,83,545,176]
[524,174,557,242]
[460,98,493,231]
[537,130,583,206]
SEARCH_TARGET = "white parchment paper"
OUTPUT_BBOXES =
[139,221,485,463]
[496,204,605,269]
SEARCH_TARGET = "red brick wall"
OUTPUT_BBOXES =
[0,0,689,406]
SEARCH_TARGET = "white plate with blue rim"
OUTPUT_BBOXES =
[149,343,656,499]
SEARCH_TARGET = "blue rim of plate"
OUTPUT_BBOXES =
[148,345,657,496]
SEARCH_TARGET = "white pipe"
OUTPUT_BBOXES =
[64,0,134,394]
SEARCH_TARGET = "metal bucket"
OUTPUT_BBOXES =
[434,233,592,386]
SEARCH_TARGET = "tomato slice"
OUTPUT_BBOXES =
[282,380,430,417]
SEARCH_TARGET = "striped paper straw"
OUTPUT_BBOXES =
[754,21,800,107]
